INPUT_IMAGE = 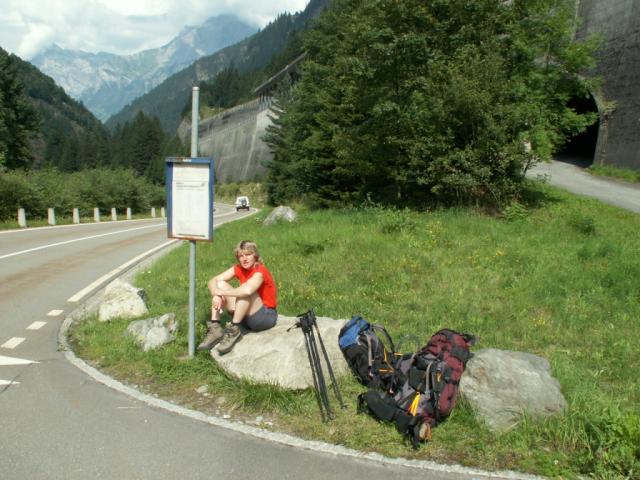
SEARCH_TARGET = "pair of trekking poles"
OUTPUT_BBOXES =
[290,310,345,421]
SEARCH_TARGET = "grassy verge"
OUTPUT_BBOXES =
[68,181,640,478]
[588,164,640,184]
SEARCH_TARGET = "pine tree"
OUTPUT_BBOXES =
[265,0,598,208]
[0,50,40,169]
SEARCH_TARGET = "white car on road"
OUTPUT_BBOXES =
[235,196,250,211]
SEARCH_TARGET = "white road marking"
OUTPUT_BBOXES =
[47,309,64,317]
[0,223,165,261]
[2,337,25,349]
[67,239,179,303]
[0,217,167,235]
[0,355,38,386]
[27,321,47,330]
[0,355,38,365]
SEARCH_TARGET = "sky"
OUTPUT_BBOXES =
[0,0,310,60]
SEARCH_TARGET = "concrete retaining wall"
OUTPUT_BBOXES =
[576,0,640,170]
[194,99,274,183]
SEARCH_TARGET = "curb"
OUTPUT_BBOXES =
[57,232,543,480]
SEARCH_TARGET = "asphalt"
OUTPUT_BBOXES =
[526,158,640,214]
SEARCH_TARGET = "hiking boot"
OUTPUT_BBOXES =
[197,322,224,350]
[215,324,242,354]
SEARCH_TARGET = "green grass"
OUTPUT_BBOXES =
[69,181,640,479]
[588,164,640,183]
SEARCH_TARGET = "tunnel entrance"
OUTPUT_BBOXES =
[556,93,599,168]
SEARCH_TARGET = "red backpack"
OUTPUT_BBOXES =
[358,329,476,447]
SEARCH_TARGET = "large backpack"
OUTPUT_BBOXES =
[338,315,401,390]
[358,328,476,447]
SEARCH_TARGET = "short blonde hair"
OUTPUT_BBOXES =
[234,240,260,262]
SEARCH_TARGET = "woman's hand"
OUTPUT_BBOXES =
[212,294,225,311]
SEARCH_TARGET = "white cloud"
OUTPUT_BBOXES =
[18,22,55,59]
[0,0,309,59]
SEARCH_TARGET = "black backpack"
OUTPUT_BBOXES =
[358,328,476,447]
[338,315,401,390]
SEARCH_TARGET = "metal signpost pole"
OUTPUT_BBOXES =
[188,86,200,358]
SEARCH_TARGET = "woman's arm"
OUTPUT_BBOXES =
[208,266,237,311]
[213,272,263,299]
[208,266,236,292]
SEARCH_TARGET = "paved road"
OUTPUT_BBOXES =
[526,159,640,214]
[1,204,532,480]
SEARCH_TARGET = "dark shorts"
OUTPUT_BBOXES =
[244,306,277,331]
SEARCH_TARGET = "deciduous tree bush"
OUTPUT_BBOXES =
[0,168,165,221]
[265,0,599,208]
[0,169,41,220]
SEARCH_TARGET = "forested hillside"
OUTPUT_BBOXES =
[1,46,186,221]
[0,46,187,176]
[0,0,325,222]
[0,0,323,184]
[106,0,330,133]
[0,45,108,170]
[1,47,51,169]
[15,51,111,171]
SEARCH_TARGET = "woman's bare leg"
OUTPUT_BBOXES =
[231,292,263,324]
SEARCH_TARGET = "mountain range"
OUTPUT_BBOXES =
[106,0,329,133]
[31,15,258,122]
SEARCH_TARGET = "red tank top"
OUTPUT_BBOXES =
[233,263,277,309]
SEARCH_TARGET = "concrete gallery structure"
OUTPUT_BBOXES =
[575,0,640,170]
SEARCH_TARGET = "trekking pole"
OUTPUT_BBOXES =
[290,311,332,421]
[310,312,346,409]
[301,323,329,422]
[305,320,334,419]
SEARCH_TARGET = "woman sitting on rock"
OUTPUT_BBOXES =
[198,240,278,354]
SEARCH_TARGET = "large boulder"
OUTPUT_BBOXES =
[459,348,567,432]
[263,206,297,226]
[126,313,178,352]
[98,279,149,322]
[210,315,349,389]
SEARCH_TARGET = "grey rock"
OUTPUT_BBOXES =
[263,206,297,226]
[196,385,209,394]
[210,315,349,389]
[98,279,149,322]
[126,313,178,352]
[460,348,567,432]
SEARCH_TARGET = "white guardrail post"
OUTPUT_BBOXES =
[73,208,80,224]
[48,208,56,225]
[94,208,100,223]
[18,208,26,228]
